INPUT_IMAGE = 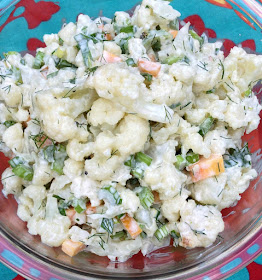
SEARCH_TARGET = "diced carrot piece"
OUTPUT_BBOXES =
[105,33,113,41]
[86,202,96,215]
[138,59,161,77]
[169,30,178,39]
[61,239,86,257]
[120,214,142,239]
[66,207,76,222]
[187,154,225,183]
[102,50,122,63]
[153,191,161,204]
[40,137,52,149]
[148,53,157,62]
[40,66,49,79]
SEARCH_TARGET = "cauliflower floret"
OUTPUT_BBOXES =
[63,158,84,180]
[70,176,101,206]
[128,38,148,62]
[58,22,77,46]
[121,189,140,213]
[177,200,224,248]
[217,166,257,210]
[161,189,190,222]
[32,158,54,186]
[0,83,22,107]
[189,173,227,206]
[2,167,23,197]
[87,98,124,126]
[144,162,187,199]
[36,195,71,246]
[2,123,24,152]
[115,114,150,156]
[67,139,94,162]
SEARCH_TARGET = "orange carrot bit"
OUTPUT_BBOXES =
[169,30,178,39]
[102,50,122,63]
[40,66,49,79]
[61,239,86,257]
[138,59,161,77]
[86,203,96,215]
[105,33,113,41]
[152,191,161,204]
[187,154,225,183]
[120,214,142,239]
[66,207,76,223]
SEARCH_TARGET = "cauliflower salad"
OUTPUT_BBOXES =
[0,0,261,262]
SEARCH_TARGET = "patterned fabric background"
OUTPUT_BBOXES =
[0,0,261,279]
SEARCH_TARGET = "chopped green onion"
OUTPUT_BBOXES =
[119,37,131,54]
[56,59,77,69]
[139,187,154,209]
[33,51,45,69]
[58,37,64,46]
[223,144,251,168]
[189,30,204,47]
[3,120,16,128]
[170,230,180,247]
[124,155,136,168]
[47,71,59,79]
[131,168,144,179]
[4,51,18,57]
[244,88,252,97]
[99,185,122,205]
[199,116,214,137]
[43,144,68,175]
[101,218,114,234]
[120,25,134,33]
[170,102,181,109]
[141,73,153,83]
[126,58,137,67]
[12,165,34,181]
[169,18,179,30]
[186,153,200,164]
[12,66,23,85]
[206,88,216,94]
[140,231,147,239]
[74,204,85,214]
[9,156,24,168]
[154,225,169,241]
[74,33,93,68]
[164,55,189,65]
[20,58,26,65]
[111,230,127,240]
[135,152,152,166]
[175,155,187,170]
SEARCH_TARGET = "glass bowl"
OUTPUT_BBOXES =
[0,0,261,279]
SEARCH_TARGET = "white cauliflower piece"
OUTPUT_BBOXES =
[88,98,124,126]
[121,189,140,213]
[70,176,101,206]
[2,123,24,152]
[58,22,77,46]
[67,139,94,161]
[189,173,227,206]
[2,167,23,197]
[177,200,224,248]
[32,158,54,186]
[128,38,148,62]
[63,158,84,180]
[217,166,257,210]
[161,189,190,222]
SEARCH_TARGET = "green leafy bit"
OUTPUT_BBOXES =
[126,58,137,67]
[170,230,180,247]
[169,18,179,30]
[143,30,172,51]
[43,144,68,175]
[47,71,59,79]
[59,37,64,46]
[4,51,18,57]
[20,58,26,65]
[110,230,127,240]
[223,144,251,168]
[12,66,23,85]
[118,36,132,54]
[139,187,154,209]
[55,59,77,69]
[140,231,147,239]
[175,155,187,170]
[199,116,214,137]
[186,152,200,164]
[29,132,48,149]
[120,25,134,33]
[170,102,181,109]
[142,73,153,83]
[154,225,169,241]
[74,33,93,68]
[189,30,204,48]
[101,218,114,234]
[164,55,190,65]
[99,185,122,205]
[218,59,224,80]
[206,88,216,94]
[3,120,16,128]
[244,88,252,97]
[9,157,33,181]
[135,152,152,166]
[33,51,45,69]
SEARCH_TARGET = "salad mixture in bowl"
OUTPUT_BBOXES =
[0,0,261,262]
